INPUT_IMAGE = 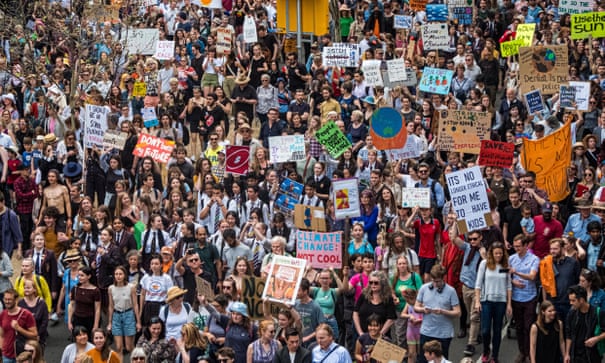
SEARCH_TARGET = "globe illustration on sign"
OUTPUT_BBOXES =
[371,108,402,138]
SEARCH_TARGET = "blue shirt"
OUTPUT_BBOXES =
[590,289,605,311]
[312,342,352,363]
[417,282,459,339]
[564,213,601,244]
[459,242,482,289]
[587,242,603,272]
[509,251,540,302]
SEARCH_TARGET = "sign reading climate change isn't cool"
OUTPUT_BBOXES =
[296,231,342,269]
[446,166,490,233]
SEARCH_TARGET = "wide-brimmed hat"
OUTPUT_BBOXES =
[362,96,376,105]
[166,286,188,303]
[228,301,249,317]
[1,93,15,104]
[239,123,252,131]
[63,162,82,178]
[576,199,593,209]
[573,142,585,149]
[44,134,57,144]
[63,249,81,262]
[235,74,251,85]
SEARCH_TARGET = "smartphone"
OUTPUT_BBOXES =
[499,268,510,273]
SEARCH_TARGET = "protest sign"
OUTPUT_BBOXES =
[522,121,572,202]
[225,145,250,175]
[569,81,591,111]
[478,140,515,168]
[275,178,304,215]
[426,4,448,21]
[294,205,327,232]
[262,255,307,306]
[515,24,536,46]
[560,0,593,14]
[452,6,473,24]
[519,46,568,95]
[84,104,109,149]
[385,135,422,160]
[386,58,407,82]
[370,107,407,150]
[315,122,351,159]
[500,39,523,57]
[419,68,454,95]
[560,85,576,109]
[102,130,128,151]
[422,24,449,51]
[382,69,417,88]
[571,12,605,39]
[394,15,413,29]
[296,231,343,269]
[371,338,408,363]
[332,178,361,219]
[196,276,214,301]
[361,60,383,87]
[243,16,258,43]
[323,43,360,67]
[437,109,491,154]
[268,135,305,163]
[201,0,222,8]
[122,28,159,55]
[410,0,428,11]
[141,107,159,128]
[132,134,175,163]
[446,166,491,233]
[242,276,269,320]
[153,40,174,60]
[401,188,431,208]
[524,90,544,114]
[216,28,233,55]
[133,82,147,97]
[283,37,297,54]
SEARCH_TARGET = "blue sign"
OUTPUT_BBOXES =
[426,4,448,22]
[453,7,473,25]
[419,67,455,95]
[524,90,544,114]
[394,15,413,29]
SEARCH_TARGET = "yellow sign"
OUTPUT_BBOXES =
[571,12,605,40]
[521,122,572,202]
[276,0,329,35]
[500,39,523,57]
[133,82,146,97]
[519,45,568,95]
[515,24,536,46]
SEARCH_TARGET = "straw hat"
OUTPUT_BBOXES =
[166,286,188,303]
[235,74,251,85]
[63,249,81,262]
[43,134,57,144]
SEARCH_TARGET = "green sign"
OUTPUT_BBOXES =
[315,122,352,159]
[571,12,605,40]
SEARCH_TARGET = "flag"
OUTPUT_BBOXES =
[225,145,250,175]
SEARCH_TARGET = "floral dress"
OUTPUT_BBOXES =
[135,336,177,363]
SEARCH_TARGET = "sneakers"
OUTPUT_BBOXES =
[50,312,59,326]
[481,354,490,363]
[457,329,467,338]
[463,344,476,356]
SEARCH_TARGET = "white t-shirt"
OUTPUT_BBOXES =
[140,273,174,302]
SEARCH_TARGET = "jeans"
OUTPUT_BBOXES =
[417,335,452,363]
[480,301,507,359]
[3,357,16,363]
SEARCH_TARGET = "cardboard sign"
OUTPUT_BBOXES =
[102,130,128,150]
[394,15,413,29]
[560,85,576,109]
[521,121,572,202]
[283,37,297,54]
[132,133,175,163]
[419,67,454,95]
[519,46,568,95]
[386,58,407,82]
[133,82,147,97]
[153,40,174,60]
[569,81,591,111]
[262,255,307,306]
[196,276,214,300]
[332,178,361,219]
[323,43,360,68]
[84,104,109,149]
[446,166,491,233]
[216,28,233,55]
[141,107,159,128]
[422,24,449,51]
[241,276,267,320]
[515,24,536,46]
[361,60,383,87]
[296,231,343,269]
[294,204,326,232]
[122,28,159,55]
[243,16,258,43]
[571,12,605,39]
[560,0,593,14]
[371,338,407,363]
[500,39,523,57]
[478,140,515,168]
[401,188,431,208]
[524,89,544,114]
[437,109,491,154]
[315,122,351,159]
[268,135,305,163]
[410,0,428,11]
[275,178,304,215]
[225,145,250,175]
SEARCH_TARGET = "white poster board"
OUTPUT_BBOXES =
[445,166,490,232]
[84,104,109,149]
[569,81,591,111]
[268,135,306,163]
[386,58,407,82]
[422,23,449,50]
[401,188,431,208]
[323,43,360,68]
[153,40,175,60]
[361,60,383,87]
[243,16,258,43]
[331,178,361,219]
[122,28,159,55]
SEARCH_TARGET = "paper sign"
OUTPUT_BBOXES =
[426,4,448,21]
[386,58,407,82]
[571,12,605,39]
[524,90,544,114]
[422,24,449,51]
[132,133,175,163]
[141,107,159,128]
[515,24,536,46]
[382,69,417,88]
[315,122,352,159]
[84,104,109,149]
[569,81,590,111]
[201,0,222,8]
[225,145,250,175]
[394,15,413,29]
[332,178,361,219]
[560,0,593,15]
[500,39,523,57]
[268,135,305,163]
[216,28,233,55]
[446,166,491,233]
[262,255,307,306]
[361,60,383,87]
[103,130,128,150]
[371,338,407,363]
[386,135,422,160]
[153,40,174,60]
[560,85,576,109]
[275,178,304,214]
[521,121,572,202]
[401,188,431,208]
[437,109,491,154]
[122,28,159,55]
[410,0,428,11]
[243,16,258,43]
[323,43,360,68]
[478,140,515,169]
[519,46,568,95]
[133,82,147,97]
[296,231,342,269]
[294,205,326,232]
[419,67,454,95]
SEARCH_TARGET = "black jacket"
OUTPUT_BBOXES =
[273,346,312,363]
[565,305,605,363]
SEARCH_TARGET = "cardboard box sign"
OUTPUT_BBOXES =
[294,204,327,232]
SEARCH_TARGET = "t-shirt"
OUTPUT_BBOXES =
[0,308,36,358]
[140,274,174,302]
[353,294,397,332]
[413,218,441,259]
[70,286,101,318]
[502,205,523,244]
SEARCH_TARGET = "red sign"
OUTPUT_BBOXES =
[225,145,250,175]
[478,140,514,168]
[132,134,175,164]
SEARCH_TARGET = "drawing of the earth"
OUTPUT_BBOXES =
[371,108,402,138]
[532,48,556,73]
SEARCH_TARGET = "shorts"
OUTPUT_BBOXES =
[202,73,219,87]
[419,257,437,275]
[112,309,136,337]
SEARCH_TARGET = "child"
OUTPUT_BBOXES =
[21,136,33,169]
[31,134,44,171]
[406,205,442,282]
[520,203,535,237]
[354,313,385,363]
[401,289,423,363]
[423,340,452,363]
[6,146,22,205]
[375,227,386,271]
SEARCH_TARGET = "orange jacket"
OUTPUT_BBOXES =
[540,255,557,298]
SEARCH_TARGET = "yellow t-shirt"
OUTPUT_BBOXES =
[86,348,121,363]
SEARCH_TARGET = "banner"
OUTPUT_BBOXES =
[386,58,407,82]
[401,188,431,208]
[122,28,159,55]
[394,15,413,29]
[332,178,361,219]
[426,4,448,21]
[102,130,128,150]
[515,24,536,46]
[132,133,175,163]
[275,178,304,215]
[571,12,605,39]
[243,16,258,43]
[419,67,454,95]
[268,135,305,163]
[521,121,572,202]
[315,122,351,159]
[500,39,523,57]
[84,104,109,149]
[225,145,250,175]
[560,85,576,109]
[569,81,591,111]
[216,28,233,55]
[370,107,407,150]
[524,90,544,114]
[446,166,491,233]
[361,60,383,87]
[296,231,343,269]
[323,43,360,67]
[437,110,491,154]
[560,0,593,14]
[478,140,514,168]
[422,24,449,51]
[141,107,159,128]
[262,255,306,305]
[519,46,568,95]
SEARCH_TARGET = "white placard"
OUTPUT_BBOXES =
[216,28,233,55]
[332,178,361,219]
[122,28,159,55]
[323,43,360,68]
[84,104,109,149]
[401,188,431,208]
[569,81,591,111]
[362,60,383,87]
[386,135,422,160]
[422,23,449,50]
[446,166,490,232]
[559,0,593,14]
[386,58,407,82]
[394,15,413,29]
[268,135,306,163]
[153,40,174,60]
[243,16,258,44]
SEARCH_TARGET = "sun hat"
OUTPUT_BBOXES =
[63,162,82,178]
[166,286,188,303]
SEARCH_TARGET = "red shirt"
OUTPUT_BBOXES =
[533,215,563,259]
[414,218,442,259]
[0,307,36,358]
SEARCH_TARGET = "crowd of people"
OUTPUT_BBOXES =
[0,0,604,363]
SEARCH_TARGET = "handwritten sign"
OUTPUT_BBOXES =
[437,109,491,154]
[132,133,175,163]
[361,60,383,87]
[385,135,422,160]
[519,45,568,95]
[524,89,544,114]
[394,15,413,29]
[560,85,576,109]
[153,40,174,60]
[382,69,417,88]
[419,67,454,95]
[122,28,159,55]
[296,231,342,269]
[571,12,605,39]
[452,6,473,25]
[446,166,490,233]
[133,82,147,97]
[196,276,214,301]
[560,0,593,15]
[141,107,159,128]
[262,256,306,306]
[268,135,305,163]
[478,140,515,169]
[521,122,572,202]
[386,58,407,82]
[323,43,360,68]
[515,24,536,46]
[569,81,591,111]
[422,23,449,51]
[500,39,523,57]
[216,28,233,55]
[371,338,407,363]
[84,104,109,149]
[242,276,268,320]
[332,178,361,219]
[401,188,431,208]
[102,130,128,150]
[410,0,428,11]
[315,122,352,159]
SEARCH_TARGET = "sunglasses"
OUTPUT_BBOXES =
[189,258,200,262]
[468,237,480,241]
[369,281,380,285]
[132,358,145,361]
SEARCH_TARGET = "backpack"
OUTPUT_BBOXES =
[162,302,191,321]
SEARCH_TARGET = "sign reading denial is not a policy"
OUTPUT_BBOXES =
[446,166,491,233]
[519,45,568,95]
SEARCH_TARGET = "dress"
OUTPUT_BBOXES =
[251,339,279,363]
[534,321,561,363]
[406,304,422,344]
